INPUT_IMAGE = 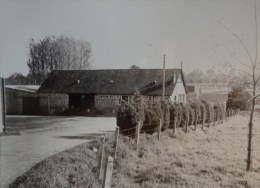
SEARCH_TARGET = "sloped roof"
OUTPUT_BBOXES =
[6,85,40,93]
[38,69,186,96]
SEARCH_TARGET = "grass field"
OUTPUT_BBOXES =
[10,112,260,188]
[113,112,260,188]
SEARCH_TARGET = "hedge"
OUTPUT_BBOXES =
[116,95,227,135]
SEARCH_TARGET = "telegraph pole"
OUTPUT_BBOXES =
[162,54,166,100]
[0,78,6,133]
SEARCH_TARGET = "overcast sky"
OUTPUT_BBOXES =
[0,0,259,77]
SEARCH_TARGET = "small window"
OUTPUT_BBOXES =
[122,96,129,102]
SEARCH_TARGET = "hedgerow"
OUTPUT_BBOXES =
[116,94,228,135]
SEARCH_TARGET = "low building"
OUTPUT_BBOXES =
[187,83,231,109]
[38,69,187,114]
[5,85,68,115]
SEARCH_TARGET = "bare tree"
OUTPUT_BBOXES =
[219,0,259,171]
[5,72,28,85]
[27,35,92,84]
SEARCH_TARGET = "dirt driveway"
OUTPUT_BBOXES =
[0,116,116,188]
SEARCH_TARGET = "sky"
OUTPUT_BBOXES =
[0,0,259,77]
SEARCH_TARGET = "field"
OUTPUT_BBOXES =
[113,111,260,188]
[10,112,260,188]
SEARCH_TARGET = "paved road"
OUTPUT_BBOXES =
[0,116,116,188]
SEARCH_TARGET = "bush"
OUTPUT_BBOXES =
[116,100,138,135]
[227,100,251,111]
[116,94,229,135]
[143,101,163,133]
[161,100,171,130]
[169,102,178,128]
[190,101,201,128]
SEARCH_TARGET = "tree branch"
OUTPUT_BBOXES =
[231,55,252,70]
[218,21,255,66]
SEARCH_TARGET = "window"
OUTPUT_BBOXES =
[122,96,129,102]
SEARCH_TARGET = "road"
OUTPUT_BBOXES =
[0,116,116,188]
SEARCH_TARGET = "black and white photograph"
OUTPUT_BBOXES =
[0,0,260,187]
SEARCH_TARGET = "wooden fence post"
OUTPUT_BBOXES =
[98,136,105,180]
[102,156,114,188]
[195,113,198,131]
[185,114,189,134]
[113,126,119,159]
[221,110,224,124]
[158,119,162,141]
[213,110,216,126]
[202,110,205,129]
[172,117,177,136]
[208,108,211,127]
[226,110,228,120]
[135,121,140,151]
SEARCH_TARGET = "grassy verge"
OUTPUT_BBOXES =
[113,113,260,188]
[9,136,114,188]
[10,113,260,188]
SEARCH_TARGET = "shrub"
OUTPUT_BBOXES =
[116,100,138,135]
[143,101,163,133]
[169,102,178,128]
[200,102,207,125]
[161,100,171,130]
[116,94,227,135]
[190,101,201,128]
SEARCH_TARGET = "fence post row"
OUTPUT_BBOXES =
[135,121,140,151]
[158,119,162,141]
[113,126,119,159]
[102,156,114,188]
[98,136,105,180]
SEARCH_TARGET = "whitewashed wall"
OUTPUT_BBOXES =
[170,76,187,104]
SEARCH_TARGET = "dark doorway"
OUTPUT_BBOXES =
[69,94,95,110]
[22,97,40,115]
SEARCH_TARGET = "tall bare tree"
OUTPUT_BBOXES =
[219,0,259,171]
[27,35,92,84]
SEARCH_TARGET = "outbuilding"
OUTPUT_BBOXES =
[38,69,187,115]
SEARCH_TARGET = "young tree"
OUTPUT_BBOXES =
[220,0,259,171]
[27,35,92,84]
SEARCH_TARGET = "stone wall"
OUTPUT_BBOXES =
[95,95,121,111]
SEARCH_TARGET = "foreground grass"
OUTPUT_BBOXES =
[10,112,260,188]
[10,140,102,188]
[113,112,260,188]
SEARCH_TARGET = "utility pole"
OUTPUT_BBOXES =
[162,54,166,100]
[0,78,6,133]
